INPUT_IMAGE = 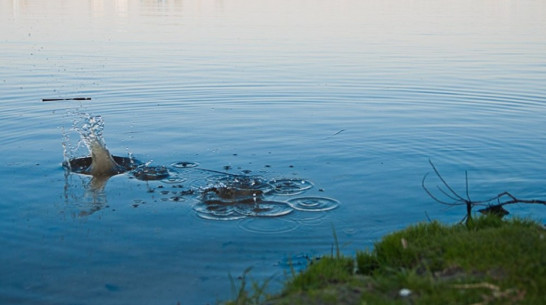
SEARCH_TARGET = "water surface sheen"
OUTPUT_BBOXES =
[1,0,546,304]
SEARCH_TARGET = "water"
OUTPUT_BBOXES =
[1,0,546,304]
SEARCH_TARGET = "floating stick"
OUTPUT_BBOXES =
[42,97,91,102]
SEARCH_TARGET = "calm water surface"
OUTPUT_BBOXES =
[1,0,546,304]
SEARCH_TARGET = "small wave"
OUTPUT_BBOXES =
[238,217,300,234]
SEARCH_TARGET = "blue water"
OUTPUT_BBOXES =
[1,0,546,304]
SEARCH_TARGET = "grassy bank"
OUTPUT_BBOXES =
[225,216,545,305]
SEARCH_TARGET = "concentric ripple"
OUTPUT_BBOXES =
[288,197,340,212]
[191,173,340,220]
[238,217,300,234]
[268,178,313,195]
[64,156,141,175]
[233,201,294,217]
[171,161,200,168]
[192,202,246,221]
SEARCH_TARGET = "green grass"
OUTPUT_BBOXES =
[354,216,545,305]
[223,215,546,305]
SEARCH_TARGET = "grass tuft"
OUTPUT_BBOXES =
[225,267,272,305]
[224,215,546,305]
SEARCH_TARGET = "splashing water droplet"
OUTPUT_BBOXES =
[63,112,139,177]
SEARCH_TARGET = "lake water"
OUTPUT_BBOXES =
[1,0,546,304]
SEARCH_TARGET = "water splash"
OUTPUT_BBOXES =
[63,113,139,178]
[61,113,341,221]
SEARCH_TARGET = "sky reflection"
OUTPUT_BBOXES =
[4,0,546,43]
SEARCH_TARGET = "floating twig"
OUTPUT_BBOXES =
[42,97,91,102]
[323,129,346,140]
[332,129,346,136]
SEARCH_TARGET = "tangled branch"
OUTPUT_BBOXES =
[422,160,546,224]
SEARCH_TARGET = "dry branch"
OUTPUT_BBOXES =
[422,160,546,224]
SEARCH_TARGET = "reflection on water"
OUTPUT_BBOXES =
[1,0,546,304]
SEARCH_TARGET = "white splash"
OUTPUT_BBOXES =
[75,113,123,177]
